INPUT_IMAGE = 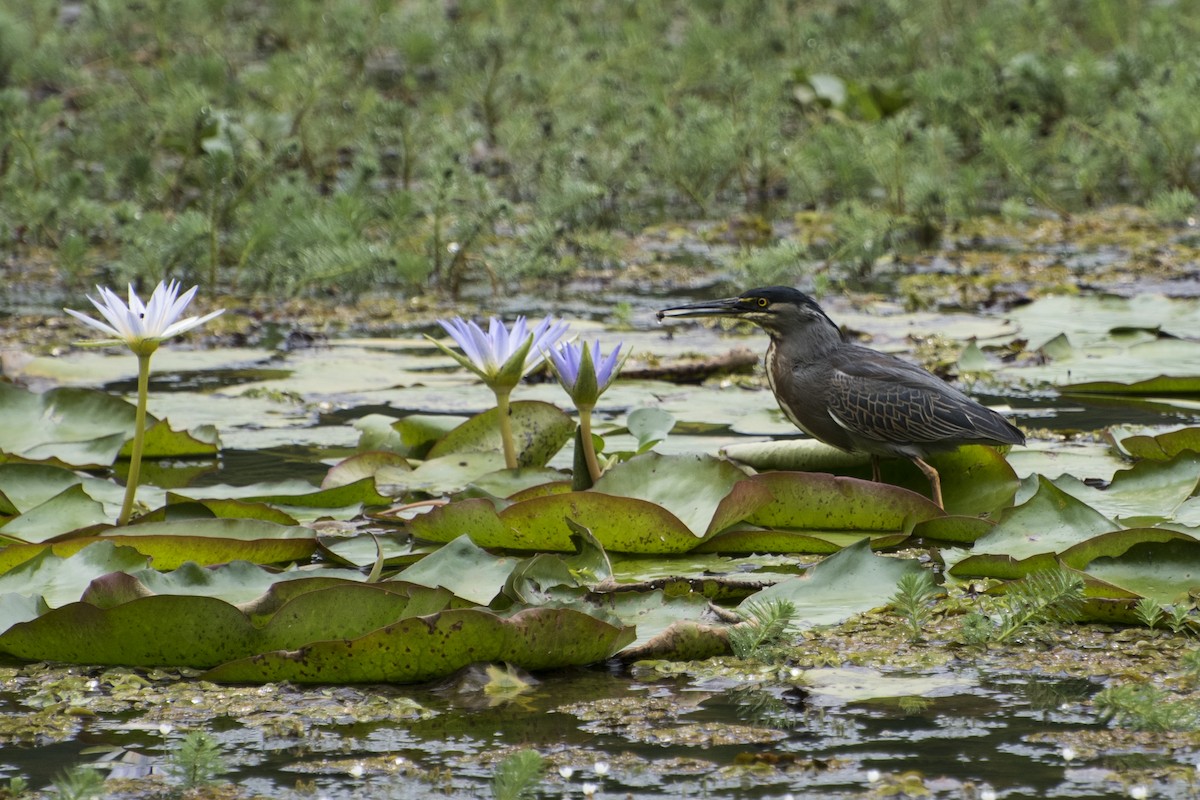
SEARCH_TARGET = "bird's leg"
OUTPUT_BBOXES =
[870,455,881,482]
[911,457,943,509]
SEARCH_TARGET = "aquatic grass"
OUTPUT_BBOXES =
[167,730,227,789]
[64,281,224,525]
[730,599,798,659]
[1134,598,1197,636]
[1094,684,1200,732]
[491,749,544,800]
[890,571,941,642]
[429,315,569,469]
[50,765,105,800]
[545,339,627,482]
[959,569,1084,646]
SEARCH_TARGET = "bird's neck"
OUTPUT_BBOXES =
[765,322,844,364]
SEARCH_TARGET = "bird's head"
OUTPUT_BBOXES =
[657,286,840,341]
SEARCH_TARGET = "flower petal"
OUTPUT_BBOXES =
[63,307,120,338]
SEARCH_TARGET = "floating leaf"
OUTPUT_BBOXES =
[0,383,134,467]
[740,471,940,532]
[591,453,768,536]
[1113,426,1200,461]
[950,477,1118,579]
[0,541,150,611]
[625,407,676,450]
[428,401,574,467]
[500,493,702,553]
[118,419,219,458]
[1082,536,1200,604]
[0,484,109,543]
[202,607,634,684]
[742,539,920,628]
[1052,453,1200,525]
[398,535,521,605]
[322,451,412,489]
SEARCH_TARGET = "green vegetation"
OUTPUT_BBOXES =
[48,766,104,800]
[167,729,227,789]
[491,750,544,800]
[890,571,940,642]
[730,599,798,659]
[1093,683,1200,732]
[959,570,1085,646]
[2,0,1198,296]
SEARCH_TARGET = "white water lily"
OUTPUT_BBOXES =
[64,280,224,525]
[65,281,224,356]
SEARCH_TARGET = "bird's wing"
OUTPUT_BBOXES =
[823,348,1020,446]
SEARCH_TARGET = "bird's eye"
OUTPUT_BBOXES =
[757,298,769,308]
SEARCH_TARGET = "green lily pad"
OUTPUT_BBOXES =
[740,471,941,532]
[909,515,996,545]
[1113,426,1200,461]
[950,477,1118,579]
[0,581,456,667]
[427,400,574,468]
[1051,453,1200,525]
[93,518,317,569]
[318,532,434,569]
[0,541,150,611]
[719,440,1017,515]
[1059,527,1199,571]
[0,383,134,467]
[378,452,509,495]
[322,451,412,489]
[202,607,634,684]
[742,539,921,628]
[1082,536,1200,604]
[497,492,703,553]
[590,453,768,536]
[0,484,110,543]
[695,528,909,554]
[118,418,219,458]
[398,535,521,605]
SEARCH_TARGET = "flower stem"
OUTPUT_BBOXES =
[579,405,602,483]
[495,388,518,470]
[118,353,152,525]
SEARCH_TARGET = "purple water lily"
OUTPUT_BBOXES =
[545,339,628,482]
[430,314,569,469]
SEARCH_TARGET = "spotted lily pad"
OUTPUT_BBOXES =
[202,607,635,684]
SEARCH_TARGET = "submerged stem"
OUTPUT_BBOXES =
[118,353,152,525]
[495,388,517,469]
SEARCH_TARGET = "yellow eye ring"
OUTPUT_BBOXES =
[757,298,769,307]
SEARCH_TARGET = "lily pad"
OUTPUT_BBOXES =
[950,477,1118,579]
[1051,453,1200,525]
[0,383,134,467]
[398,535,521,605]
[427,401,574,468]
[590,453,769,536]
[202,607,634,684]
[0,541,150,611]
[742,539,921,628]
[1112,426,1200,461]
[1082,536,1200,604]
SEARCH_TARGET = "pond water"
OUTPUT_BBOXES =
[2,659,1175,799]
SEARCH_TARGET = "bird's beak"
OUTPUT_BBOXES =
[656,296,749,321]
